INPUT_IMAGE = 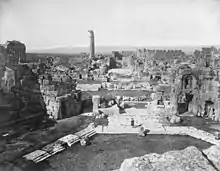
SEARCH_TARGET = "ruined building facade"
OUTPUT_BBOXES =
[170,47,220,121]
[4,41,26,66]
[136,49,185,61]
[0,40,47,128]
[38,56,83,120]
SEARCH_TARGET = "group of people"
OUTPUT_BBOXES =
[178,93,186,103]
[197,105,215,120]
[206,106,215,120]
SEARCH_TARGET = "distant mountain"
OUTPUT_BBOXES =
[27,46,137,54]
[27,45,220,55]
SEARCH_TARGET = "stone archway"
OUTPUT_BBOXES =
[204,100,214,118]
[181,74,193,89]
[174,71,199,114]
[177,90,194,114]
[171,64,201,115]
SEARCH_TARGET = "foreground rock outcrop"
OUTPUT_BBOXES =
[119,146,217,171]
[203,145,220,171]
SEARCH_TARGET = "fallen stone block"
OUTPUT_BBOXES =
[119,146,216,171]
[203,145,220,171]
[170,115,182,124]
[23,150,51,163]
[58,134,80,147]
[41,140,66,155]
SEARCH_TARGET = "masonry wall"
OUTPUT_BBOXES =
[58,96,82,119]
[40,79,82,120]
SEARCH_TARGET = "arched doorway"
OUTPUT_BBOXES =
[178,73,196,114]
[204,100,214,118]
[181,74,193,89]
[178,91,194,114]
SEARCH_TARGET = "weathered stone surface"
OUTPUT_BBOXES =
[119,146,216,171]
[203,145,220,171]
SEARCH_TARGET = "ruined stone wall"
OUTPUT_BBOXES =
[40,78,82,120]
[5,41,26,66]
[41,89,82,119]
[77,84,101,91]
[58,96,82,119]
[1,67,15,91]
[101,82,152,90]
[42,91,60,119]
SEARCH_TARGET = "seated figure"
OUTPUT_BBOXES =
[138,126,146,137]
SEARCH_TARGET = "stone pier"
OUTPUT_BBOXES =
[92,95,100,115]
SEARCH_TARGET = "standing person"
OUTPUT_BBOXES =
[117,96,125,114]
[212,108,215,121]
[130,118,135,127]
[106,74,110,82]
[197,105,202,117]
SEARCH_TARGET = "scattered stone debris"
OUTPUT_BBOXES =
[130,118,135,127]
[169,115,182,124]
[80,136,90,147]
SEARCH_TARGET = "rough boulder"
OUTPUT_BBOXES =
[119,146,217,171]
[203,145,220,171]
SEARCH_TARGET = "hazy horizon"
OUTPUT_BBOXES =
[1,0,220,50]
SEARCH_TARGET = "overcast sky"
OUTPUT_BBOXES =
[0,0,220,50]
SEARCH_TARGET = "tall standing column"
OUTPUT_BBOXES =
[88,30,95,59]
[92,95,100,115]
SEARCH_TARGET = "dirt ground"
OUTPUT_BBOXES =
[0,111,219,171]
[0,115,108,171]
[174,113,220,133]
[23,134,212,171]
